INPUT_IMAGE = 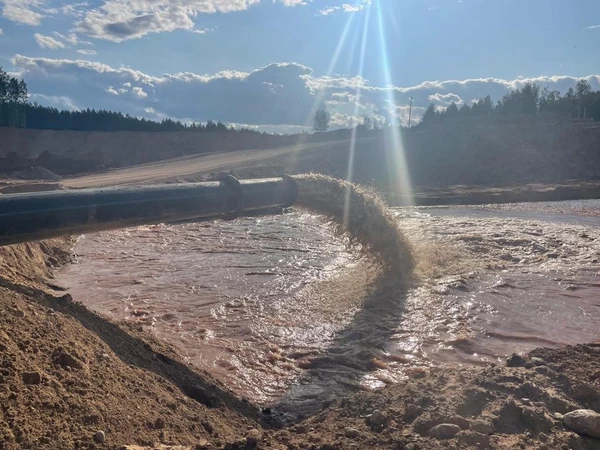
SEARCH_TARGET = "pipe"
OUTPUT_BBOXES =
[0,175,297,247]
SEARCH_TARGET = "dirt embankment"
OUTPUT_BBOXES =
[3,117,600,190]
[245,118,600,203]
[0,239,267,450]
[0,127,353,177]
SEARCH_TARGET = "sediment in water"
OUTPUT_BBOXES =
[2,180,600,449]
[293,173,414,278]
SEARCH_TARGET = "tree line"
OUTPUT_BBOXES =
[0,66,249,133]
[419,79,600,126]
[4,64,599,134]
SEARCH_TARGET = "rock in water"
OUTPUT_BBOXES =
[562,409,600,438]
[506,353,527,367]
[428,423,462,440]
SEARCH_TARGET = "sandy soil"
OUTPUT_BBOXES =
[0,239,267,450]
[2,239,600,449]
[61,138,384,189]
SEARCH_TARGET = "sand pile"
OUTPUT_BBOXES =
[13,166,62,182]
[0,240,261,450]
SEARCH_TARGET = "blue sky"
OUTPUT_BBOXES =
[1,0,599,131]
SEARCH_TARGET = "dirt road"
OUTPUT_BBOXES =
[63,138,365,188]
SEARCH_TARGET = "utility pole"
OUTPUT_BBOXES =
[408,97,413,129]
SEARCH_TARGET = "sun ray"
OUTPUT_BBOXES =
[288,6,362,172]
[375,0,414,206]
[302,7,360,130]
[342,2,372,227]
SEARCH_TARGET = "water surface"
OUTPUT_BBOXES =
[57,201,600,413]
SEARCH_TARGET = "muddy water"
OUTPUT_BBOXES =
[56,201,600,415]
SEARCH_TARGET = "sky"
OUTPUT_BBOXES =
[1,0,600,132]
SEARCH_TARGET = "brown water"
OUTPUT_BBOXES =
[56,201,600,416]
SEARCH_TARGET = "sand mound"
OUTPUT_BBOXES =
[13,166,62,181]
[0,240,260,449]
[293,173,414,277]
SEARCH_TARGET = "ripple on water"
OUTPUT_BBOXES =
[57,203,600,414]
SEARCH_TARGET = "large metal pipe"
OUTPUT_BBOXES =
[0,175,297,247]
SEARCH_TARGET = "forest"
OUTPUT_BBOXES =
[417,80,600,127]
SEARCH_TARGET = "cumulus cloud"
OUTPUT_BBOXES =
[1,0,307,42]
[132,86,148,98]
[34,33,66,49]
[12,55,316,126]
[74,0,263,42]
[11,54,600,130]
[1,0,44,25]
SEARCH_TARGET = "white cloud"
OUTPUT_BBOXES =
[52,32,91,46]
[132,86,147,98]
[28,93,79,110]
[191,27,214,34]
[59,2,89,19]
[76,49,97,55]
[34,31,94,52]
[428,92,463,106]
[1,0,44,25]
[320,0,370,16]
[75,0,264,42]
[34,33,66,49]
[0,28,3,35]
[319,6,339,15]
[277,0,306,5]
[343,0,370,13]
[587,25,600,29]
[11,54,600,129]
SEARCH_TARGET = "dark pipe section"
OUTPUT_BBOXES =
[0,176,297,247]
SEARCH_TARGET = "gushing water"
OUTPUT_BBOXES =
[56,198,600,415]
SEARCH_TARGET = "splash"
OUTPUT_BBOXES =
[293,173,414,277]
